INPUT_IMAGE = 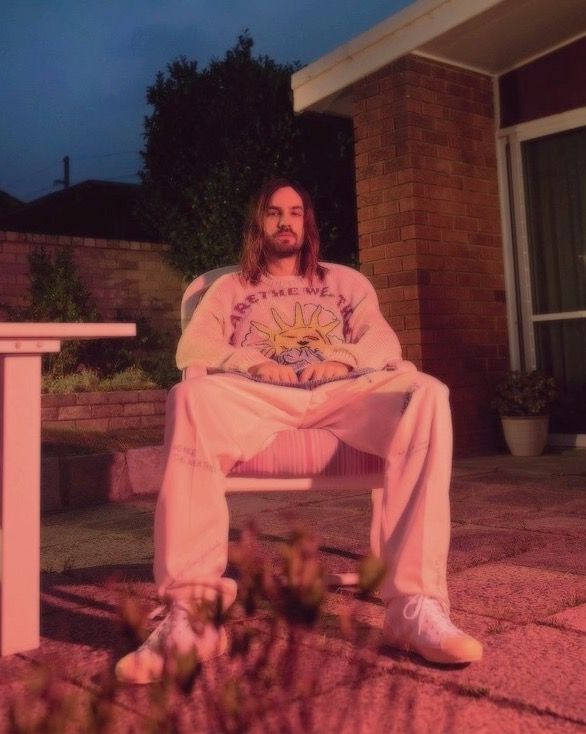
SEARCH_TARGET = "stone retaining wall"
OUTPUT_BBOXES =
[42,389,168,431]
[41,446,165,514]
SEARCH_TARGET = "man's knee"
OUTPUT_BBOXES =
[414,371,450,400]
[167,375,216,411]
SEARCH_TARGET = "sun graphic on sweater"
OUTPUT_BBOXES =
[244,302,341,359]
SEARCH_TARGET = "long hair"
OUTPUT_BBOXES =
[240,178,326,285]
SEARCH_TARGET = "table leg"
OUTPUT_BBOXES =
[0,355,41,655]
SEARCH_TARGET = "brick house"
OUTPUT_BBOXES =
[292,0,586,455]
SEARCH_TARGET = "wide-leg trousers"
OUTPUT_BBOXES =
[154,365,453,610]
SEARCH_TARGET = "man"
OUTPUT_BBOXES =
[116,178,482,684]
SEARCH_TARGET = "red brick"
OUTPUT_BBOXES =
[404,315,421,330]
[91,404,120,418]
[58,405,90,420]
[140,415,166,428]
[124,402,156,417]
[371,229,401,247]
[43,420,76,431]
[405,344,422,361]
[108,416,142,430]
[378,286,405,303]
[368,274,389,290]
[400,329,421,344]
[388,315,405,332]
[389,300,420,315]
[77,418,111,432]
[361,244,388,263]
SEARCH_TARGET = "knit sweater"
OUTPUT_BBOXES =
[177,264,402,377]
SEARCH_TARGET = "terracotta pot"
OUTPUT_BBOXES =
[500,415,549,457]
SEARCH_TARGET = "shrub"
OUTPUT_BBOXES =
[7,247,100,376]
[42,366,158,394]
[9,246,179,388]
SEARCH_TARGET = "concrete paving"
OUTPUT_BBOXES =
[1,449,585,733]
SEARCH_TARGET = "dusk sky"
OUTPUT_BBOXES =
[1,1,412,203]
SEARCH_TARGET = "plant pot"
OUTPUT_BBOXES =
[500,415,549,457]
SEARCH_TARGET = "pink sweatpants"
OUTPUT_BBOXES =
[154,366,452,610]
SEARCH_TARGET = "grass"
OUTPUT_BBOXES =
[42,366,159,394]
[42,426,165,457]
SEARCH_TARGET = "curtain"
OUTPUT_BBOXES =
[522,126,586,432]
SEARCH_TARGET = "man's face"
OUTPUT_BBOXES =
[262,186,305,257]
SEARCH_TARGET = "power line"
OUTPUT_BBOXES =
[74,150,140,161]
[106,173,141,181]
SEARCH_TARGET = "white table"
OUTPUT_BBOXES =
[0,322,136,655]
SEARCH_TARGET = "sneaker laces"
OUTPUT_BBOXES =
[403,595,457,639]
[139,603,193,654]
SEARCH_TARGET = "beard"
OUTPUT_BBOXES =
[263,232,304,258]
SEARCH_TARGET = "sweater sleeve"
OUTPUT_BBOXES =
[319,273,402,370]
[176,277,268,373]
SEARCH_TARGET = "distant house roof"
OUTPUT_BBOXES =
[0,180,160,242]
[0,190,24,217]
[292,0,586,116]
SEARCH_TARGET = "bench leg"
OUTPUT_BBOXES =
[0,355,41,655]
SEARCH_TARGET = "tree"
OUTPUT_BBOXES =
[139,32,357,278]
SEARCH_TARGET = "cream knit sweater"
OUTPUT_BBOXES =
[176,264,402,375]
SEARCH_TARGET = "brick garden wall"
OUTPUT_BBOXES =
[0,231,185,339]
[352,54,508,455]
[42,389,167,431]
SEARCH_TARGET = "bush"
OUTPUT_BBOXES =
[7,247,100,376]
[42,366,159,394]
[78,314,179,388]
[10,246,179,388]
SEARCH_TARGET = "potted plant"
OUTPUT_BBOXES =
[491,370,558,457]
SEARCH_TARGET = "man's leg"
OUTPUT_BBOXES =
[117,373,311,683]
[302,368,482,663]
[302,368,450,602]
[154,373,311,606]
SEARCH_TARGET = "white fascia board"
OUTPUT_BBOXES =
[292,0,506,113]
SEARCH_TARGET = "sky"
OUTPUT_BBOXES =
[0,0,412,203]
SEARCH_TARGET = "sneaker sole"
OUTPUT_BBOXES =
[384,632,483,665]
[115,627,228,685]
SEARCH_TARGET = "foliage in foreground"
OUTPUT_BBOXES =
[7,527,387,733]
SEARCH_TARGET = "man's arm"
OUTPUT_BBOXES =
[176,277,267,373]
[319,272,403,371]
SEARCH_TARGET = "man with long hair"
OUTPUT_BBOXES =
[116,178,482,684]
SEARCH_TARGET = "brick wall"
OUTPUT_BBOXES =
[353,54,507,455]
[0,231,185,339]
[42,389,167,431]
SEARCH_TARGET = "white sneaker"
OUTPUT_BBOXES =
[115,602,227,684]
[383,595,483,664]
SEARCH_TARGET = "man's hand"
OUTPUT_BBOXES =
[248,361,298,384]
[298,361,351,384]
